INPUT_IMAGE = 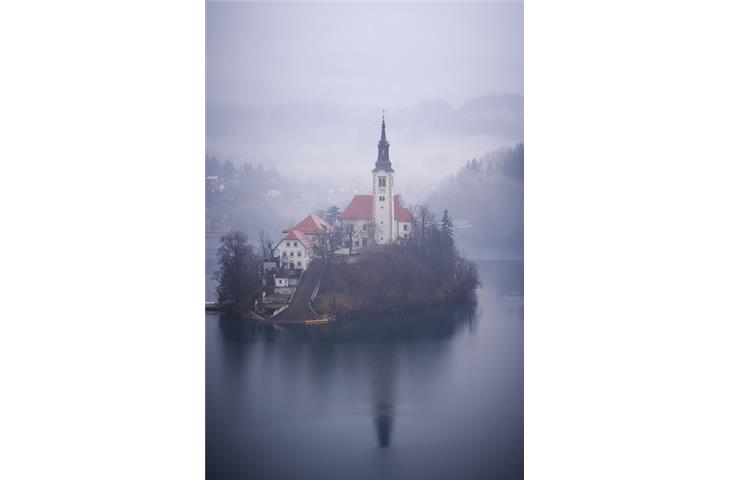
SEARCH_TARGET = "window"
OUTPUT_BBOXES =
[297,252,301,257]
[354,241,360,247]
[380,221,383,224]
[286,242,290,247]
[403,224,408,231]
[379,195,385,202]
[378,177,386,187]
[297,261,302,267]
[282,252,287,257]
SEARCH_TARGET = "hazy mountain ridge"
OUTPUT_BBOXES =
[389,94,523,141]
[207,94,522,144]
[205,94,523,189]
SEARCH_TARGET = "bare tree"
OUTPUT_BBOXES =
[265,236,276,261]
[363,221,377,247]
[411,205,435,251]
[344,222,355,254]
[258,229,269,260]
[317,225,340,260]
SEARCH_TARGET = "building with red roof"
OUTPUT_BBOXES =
[291,213,332,239]
[341,115,413,249]
[274,229,314,270]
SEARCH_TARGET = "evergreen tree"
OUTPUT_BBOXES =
[215,232,260,313]
[440,209,454,240]
[325,205,341,226]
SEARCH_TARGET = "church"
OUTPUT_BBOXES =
[341,116,413,249]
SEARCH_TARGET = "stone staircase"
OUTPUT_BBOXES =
[272,259,323,322]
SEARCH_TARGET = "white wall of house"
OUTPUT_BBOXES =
[273,275,299,295]
[274,240,312,270]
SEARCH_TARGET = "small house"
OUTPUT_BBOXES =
[273,269,301,295]
[274,229,314,270]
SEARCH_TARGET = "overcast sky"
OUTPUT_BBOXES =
[206,1,523,199]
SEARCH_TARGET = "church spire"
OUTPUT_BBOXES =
[374,110,393,172]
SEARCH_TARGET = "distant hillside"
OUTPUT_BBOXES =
[205,155,357,239]
[427,143,523,255]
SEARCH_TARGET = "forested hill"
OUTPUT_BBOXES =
[427,143,523,257]
[205,155,354,237]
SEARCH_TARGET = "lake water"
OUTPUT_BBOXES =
[206,259,523,480]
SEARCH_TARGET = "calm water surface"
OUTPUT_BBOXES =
[206,260,523,479]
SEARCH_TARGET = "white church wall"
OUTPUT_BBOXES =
[395,220,412,240]
[372,170,395,244]
[342,218,377,249]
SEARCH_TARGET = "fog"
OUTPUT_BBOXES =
[206,2,523,198]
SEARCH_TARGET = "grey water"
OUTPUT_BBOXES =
[206,259,523,480]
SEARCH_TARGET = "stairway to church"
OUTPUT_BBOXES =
[272,258,324,322]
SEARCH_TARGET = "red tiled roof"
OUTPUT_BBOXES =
[292,213,332,234]
[341,195,373,220]
[281,229,313,248]
[341,194,413,222]
[394,195,414,222]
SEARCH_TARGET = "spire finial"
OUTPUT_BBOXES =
[380,110,387,142]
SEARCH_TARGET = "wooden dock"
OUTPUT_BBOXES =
[304,315,334,325]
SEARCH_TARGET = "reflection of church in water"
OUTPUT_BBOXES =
[217,302,476,450]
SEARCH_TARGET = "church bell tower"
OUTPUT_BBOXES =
[372,112,395,244]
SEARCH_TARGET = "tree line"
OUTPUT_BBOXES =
[313,205,480,315]
[215,204,480,316]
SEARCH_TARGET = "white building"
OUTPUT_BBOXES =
[273,269,300,295]
[341,115,413,248]
[274,229,314,270]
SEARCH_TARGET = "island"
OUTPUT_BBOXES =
[212,116,479,321]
